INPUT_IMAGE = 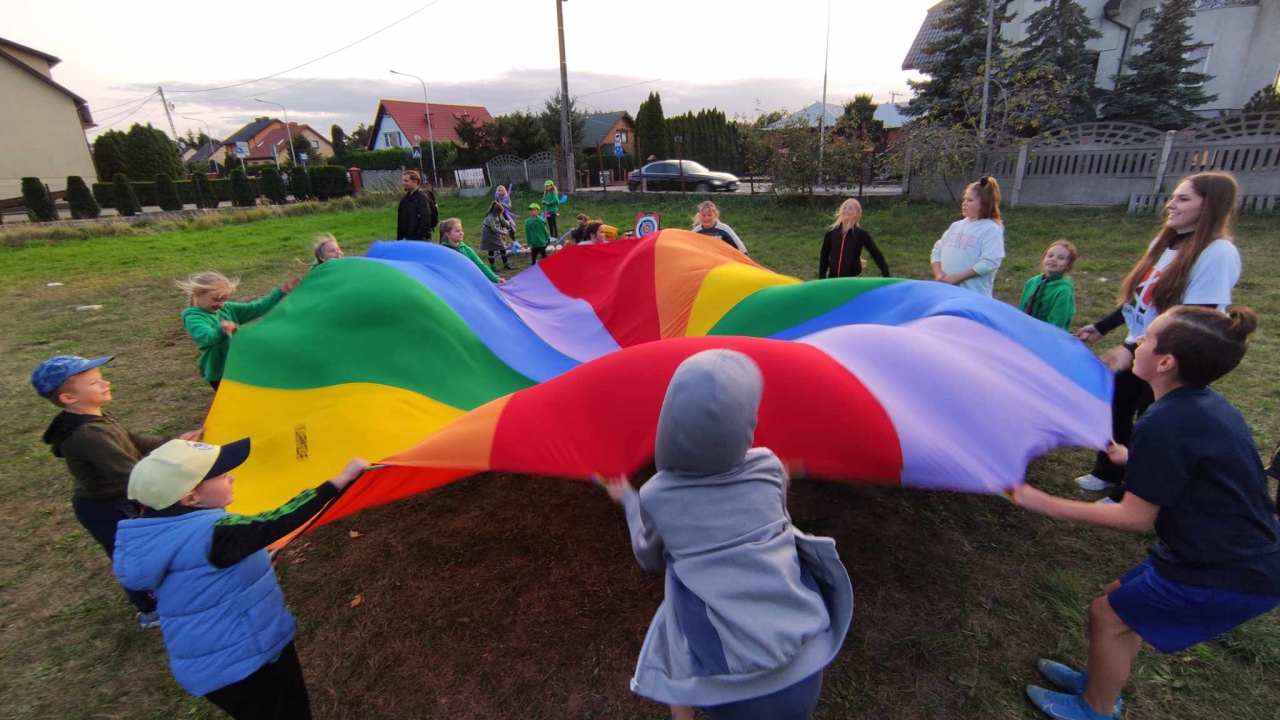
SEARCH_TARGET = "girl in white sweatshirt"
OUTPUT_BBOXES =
[930,176,1006,297]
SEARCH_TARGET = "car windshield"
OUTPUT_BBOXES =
[681,161,710,173]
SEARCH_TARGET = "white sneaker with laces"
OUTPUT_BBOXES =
[1074,474,1115,492]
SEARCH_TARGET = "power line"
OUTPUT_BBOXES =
[577,78,661,99]
[167,0,447,95]
[91,91,162,114]
[93,92,159,131]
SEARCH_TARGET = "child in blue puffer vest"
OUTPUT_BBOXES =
[113,438,367,719]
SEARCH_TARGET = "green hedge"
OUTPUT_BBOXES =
[93,178,261,208]
[309,165,351,200]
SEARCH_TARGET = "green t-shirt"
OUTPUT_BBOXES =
[182,287,284,382]
[525,216,551,248]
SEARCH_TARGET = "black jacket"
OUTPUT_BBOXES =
[42,411,165,499]
[397,188,432,240]
[819,226,890,279]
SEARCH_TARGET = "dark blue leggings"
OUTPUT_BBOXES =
[701,670,824,720]
[71,495,157,614]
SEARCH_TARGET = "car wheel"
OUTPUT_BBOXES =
[695,182,710,193]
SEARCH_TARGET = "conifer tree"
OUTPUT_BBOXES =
[230,168,256,207]
[1102,0,1215,129]
[22,178,57,222]
[260,167,287,204]
[905,0,1014,125]
[154,173,183,211]
[191,172,216,209]
[635,92,670,160]
[92,130,129,181]
[113,173,141,216]
[1243,85,1280,113]
[1013,0,1101,127]
[66,176,101,219]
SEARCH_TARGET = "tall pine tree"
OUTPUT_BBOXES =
[905,0,1014,126]
[1101,0,1215,129]
[635,92,670,160]
[1013,0,1101,128]
[91,130,129,181]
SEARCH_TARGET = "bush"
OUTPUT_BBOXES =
[309,165,351,200]
[112,173,141,216]
[65,176,100,219]
[155,173,183,211]
[346,148,413,170]
[260,167,287,205]
[289,166,313,200]
[230,169,256,207]
[191,173,217,209]
[21,178,57,222]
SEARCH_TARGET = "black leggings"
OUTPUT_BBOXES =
[71,495,157,614]
[1091,367,1154,500]
[205,641,312,719]
[530,246,547,265]
[546,213,559,237]
[487,249,509,267]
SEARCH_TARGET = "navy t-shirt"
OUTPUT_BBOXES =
[1125,386,1280,595]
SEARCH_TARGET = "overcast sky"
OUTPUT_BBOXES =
[9,0,934,140]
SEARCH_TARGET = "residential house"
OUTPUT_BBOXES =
[188,139,227,170]
[763,101,907,146]
[221,117,334,166]
[903,0,1280,117]
[579,111,636,156]
[0,37,96,202]
[367,99,494,149]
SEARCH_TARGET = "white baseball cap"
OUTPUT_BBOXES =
[128,438,251,509]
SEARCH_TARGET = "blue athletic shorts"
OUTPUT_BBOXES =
[700,670,823,720]
[1108,559,1280,654]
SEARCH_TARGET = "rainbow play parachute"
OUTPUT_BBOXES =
[203,231,1112,529]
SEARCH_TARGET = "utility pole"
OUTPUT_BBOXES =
[817,0,831,187]
[157,86,185,171]
[555,0,575,191]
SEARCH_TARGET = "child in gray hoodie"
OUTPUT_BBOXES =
[603,348,853,720]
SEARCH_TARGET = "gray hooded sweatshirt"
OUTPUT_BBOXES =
[622,349,854,707]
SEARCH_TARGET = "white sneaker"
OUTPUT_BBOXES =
[1096,496,1118,505]
[1074,474,1115,492]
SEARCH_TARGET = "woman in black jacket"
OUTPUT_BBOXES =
[818,198,890,279]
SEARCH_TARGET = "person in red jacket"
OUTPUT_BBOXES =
[818,198,890,279]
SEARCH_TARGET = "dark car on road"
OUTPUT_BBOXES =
[628,160,739,193]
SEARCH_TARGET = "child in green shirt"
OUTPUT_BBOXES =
[541,180,563,237]
[440,218,503,284]
[1018,241,1077,331]
[177,271,297,390]
[525,203,551,266]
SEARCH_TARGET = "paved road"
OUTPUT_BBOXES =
[578,182,905,197]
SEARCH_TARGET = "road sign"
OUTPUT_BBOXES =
[411,146,422,159]
[299,153,309,163]
[614,144,624,156]
[234,142,249,158]
[635,212,659,237]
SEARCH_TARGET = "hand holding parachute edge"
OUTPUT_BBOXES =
[592,473,634,504]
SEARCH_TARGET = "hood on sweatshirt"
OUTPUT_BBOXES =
[41,411,99,458]
[655,349,762,475]
[113,510,214,593]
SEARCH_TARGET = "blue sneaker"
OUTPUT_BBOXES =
[1037,659,1088,694]
[137,611,161,629]
[1026,686,1119,720]
[1036,660,1124,713]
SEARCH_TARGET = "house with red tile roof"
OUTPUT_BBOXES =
[221,117,334,166]
[367,99,494,149]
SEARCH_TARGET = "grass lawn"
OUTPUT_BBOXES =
[1,193,1277,719]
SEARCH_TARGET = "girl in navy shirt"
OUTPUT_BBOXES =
[1013,305,1280,720]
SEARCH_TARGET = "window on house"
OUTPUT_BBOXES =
[383,132,403,147]
[616,131,628,143]
[1184,45,1211,86]
[310,140,320,149]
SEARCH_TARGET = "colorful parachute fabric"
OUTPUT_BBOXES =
[203,231,1112,530]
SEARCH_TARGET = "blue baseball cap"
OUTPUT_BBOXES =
[31,355,114,398]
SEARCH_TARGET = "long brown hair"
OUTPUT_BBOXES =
[1117,172,1239,311]
[965,176,1002,224]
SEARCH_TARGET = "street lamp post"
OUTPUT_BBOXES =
[255,99,296,167]
[390,70,439,187]
[181,115,218,174]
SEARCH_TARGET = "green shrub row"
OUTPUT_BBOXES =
[93,177,263,208]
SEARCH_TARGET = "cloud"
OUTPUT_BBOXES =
[100,70,910,140]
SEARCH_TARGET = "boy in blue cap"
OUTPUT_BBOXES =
[32,355,201,627]
[114,439,367,719]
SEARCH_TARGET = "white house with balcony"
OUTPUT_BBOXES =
[904,0,1280,116]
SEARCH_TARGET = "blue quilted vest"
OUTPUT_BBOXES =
[113,509,296,696]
